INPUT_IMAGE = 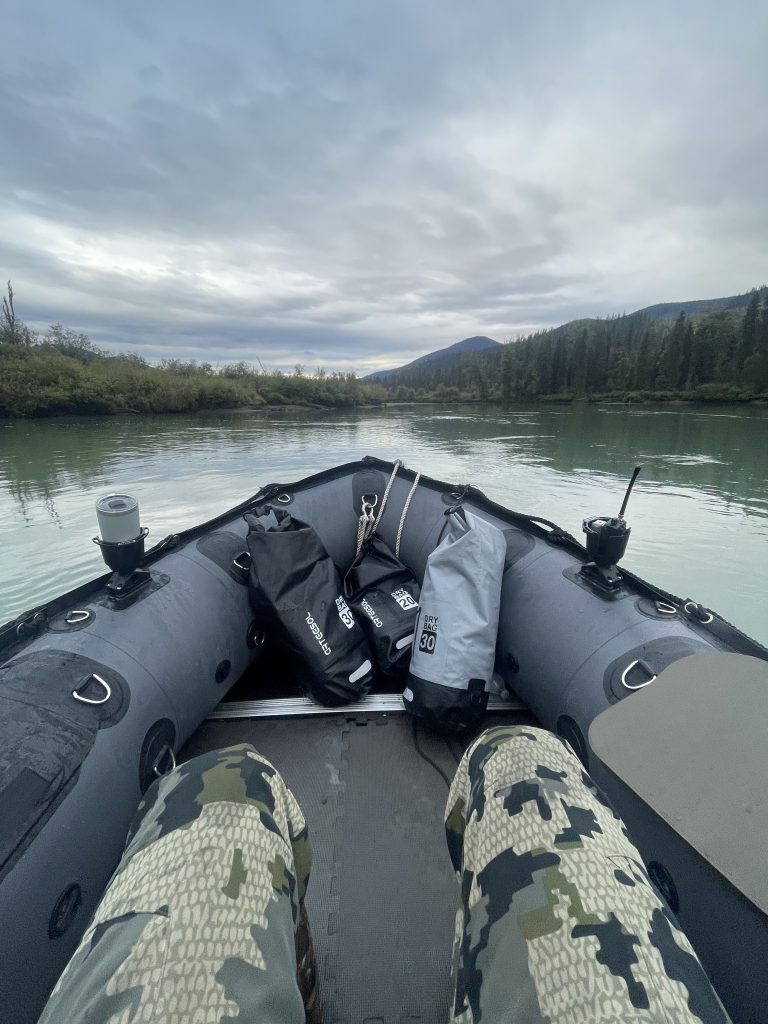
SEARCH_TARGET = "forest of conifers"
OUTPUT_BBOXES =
[383,288,768,403]
[1,284,767,417]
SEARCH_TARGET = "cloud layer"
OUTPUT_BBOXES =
[2,1,766,372]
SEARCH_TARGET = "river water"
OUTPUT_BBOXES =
[1,403,766,645]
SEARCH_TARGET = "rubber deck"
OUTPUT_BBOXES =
[181,710,533,1024]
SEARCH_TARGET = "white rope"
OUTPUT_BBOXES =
[395,471,420,559]
[372,459,401,533]
[356,499,376,557]
[355,460,402,556]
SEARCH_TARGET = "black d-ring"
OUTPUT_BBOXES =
[683,600,714,625]
[247,622,267,649]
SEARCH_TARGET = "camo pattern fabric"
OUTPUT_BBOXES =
[39,743,318,1024]
[445,725,730,1024]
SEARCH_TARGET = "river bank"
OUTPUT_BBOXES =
[0,342,389,418]
[4,391,767,421]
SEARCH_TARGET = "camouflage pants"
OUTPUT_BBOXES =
[445,725,730,1024]
[40,731,728,1024]
[39,744,317,1024]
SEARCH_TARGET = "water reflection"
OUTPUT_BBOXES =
[1,404,766,642]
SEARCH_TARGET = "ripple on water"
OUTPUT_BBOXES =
[1,406,766,646]
[643,453,726,467]
[484,434,557,442]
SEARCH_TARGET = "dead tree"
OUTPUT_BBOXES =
[2,280,18,343]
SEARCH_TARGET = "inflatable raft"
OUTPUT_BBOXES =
[1,456,766,1024]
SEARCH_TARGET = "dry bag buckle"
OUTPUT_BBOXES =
[468,678,486,706]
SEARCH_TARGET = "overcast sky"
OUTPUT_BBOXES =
[1,2,766,373]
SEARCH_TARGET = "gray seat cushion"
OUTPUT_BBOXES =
[589,652,768,914]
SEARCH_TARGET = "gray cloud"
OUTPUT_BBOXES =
[1,0,766,373]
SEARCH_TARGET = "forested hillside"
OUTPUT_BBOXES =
[385,289,768,403]
[3,281,767,417]
[369,335,500,382]
[633,291,764,322]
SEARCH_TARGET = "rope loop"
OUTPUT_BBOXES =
[395,471,420,559]
[356,461,401,554]
[355,459,421,559]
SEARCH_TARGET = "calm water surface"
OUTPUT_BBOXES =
[1,403,767,645]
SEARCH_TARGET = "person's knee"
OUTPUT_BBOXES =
[124,743,309,873]
[446,726,565,872]
[447,727,730,1023]
[450,725,580,818]
[39,745,313,1024]
[466,725,576,782]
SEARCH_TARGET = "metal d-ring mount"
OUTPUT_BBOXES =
[72,673,112,705]
[683,600,714,625]
[152,743,176,778]
[65,610,91,625]
[655,601,678,616]
[233,551,251,572]
[276,493,292,504]
[621,660,657,691]
[247,622,267,649]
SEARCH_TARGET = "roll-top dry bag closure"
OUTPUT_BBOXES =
[245,506,374,706]
[343,535,420,680]
[403,508,507,732]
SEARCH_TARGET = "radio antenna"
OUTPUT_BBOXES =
[618,465,642,519]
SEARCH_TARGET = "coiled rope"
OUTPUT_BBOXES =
[355,459,420,559]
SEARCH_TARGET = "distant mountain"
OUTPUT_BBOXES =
[633,288,767,322]
[367,335,500,382]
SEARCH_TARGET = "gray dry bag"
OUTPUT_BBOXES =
[403,508,507,731]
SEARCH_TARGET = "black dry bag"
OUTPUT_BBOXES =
[245,507,374,706]
[343,535,420,679]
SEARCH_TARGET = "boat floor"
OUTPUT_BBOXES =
[181,707,535,1024]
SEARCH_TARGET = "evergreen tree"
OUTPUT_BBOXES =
[657,312,687,389]
[571,330,588,394]
[500,343,514,402]
[679,317,694,388]
[738,290,761,373]
[743,297,768,391]
[633,329,654,389]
